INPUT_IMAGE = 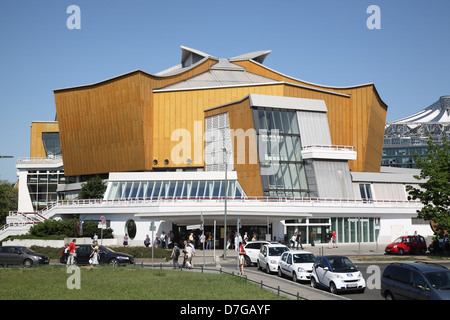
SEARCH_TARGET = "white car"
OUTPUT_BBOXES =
[243,241,277,266]
[310,255,366,294]
[278,250,316,282]
[257,243,290,274]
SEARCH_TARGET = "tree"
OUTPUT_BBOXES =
[0,181,18,226]
[406,137,450,238]
[79,176,107,199]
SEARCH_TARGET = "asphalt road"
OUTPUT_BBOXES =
[233,262,450,300]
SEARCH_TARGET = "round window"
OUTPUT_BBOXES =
[125,219,137,239]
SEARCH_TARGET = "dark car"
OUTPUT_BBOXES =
[60,244,134,266]
[381,262,450,300]
[0,246,50,267]
[428,236,450,254]
[385,235,427,255]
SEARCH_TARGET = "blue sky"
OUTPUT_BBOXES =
[0,0,449,182]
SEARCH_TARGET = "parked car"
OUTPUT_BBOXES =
[257,243,289,274]
[385,235,427,255]
[381,262,450,300]
[310,255,365,294]
[0,246,50,267]
[60,244,134,266]
[243,241,278,267]
[278,250,316,282]
[428,236,450,254]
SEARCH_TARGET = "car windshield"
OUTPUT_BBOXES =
[329,257,357,272]
[392,237,404,244]
[425,271,450,290]
[293,253,316,263]
[268,247,289,256]
[21,247,35,254]
[100,246,115,253]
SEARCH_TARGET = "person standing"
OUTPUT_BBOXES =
[238,241,245,275]
[327,230,333,248]
[67,239,77,266]
[296,231,303,250]
[290,233,296,248]
[123,234,129,247]
[90,241,99,265]
[332,230,337,248]
[144,234,150,247]
[171,242,181,269]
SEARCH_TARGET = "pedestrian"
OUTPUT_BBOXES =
[238,241,245,275]
[92,233,98,244]
[171,242,181,269]
[296,231,303,250]
[243,232,248,244]
[290,233,296,248]
[144,234,151,247]
[123,234,129,247]
[182,240,190,269]
[67,239,77,266]
[90,241,99,265]
[327,230,333,248]
[189,241,195,268]
[205,233,211,250]
[199,233,205,250]
[332,230,337,248]
[160,231,166,249]
[61,243,69,264]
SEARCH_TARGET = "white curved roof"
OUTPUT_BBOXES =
[390,96,450,124]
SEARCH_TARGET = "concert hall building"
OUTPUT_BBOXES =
[2,46,432,246]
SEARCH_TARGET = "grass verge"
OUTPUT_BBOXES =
[0,266,288,300]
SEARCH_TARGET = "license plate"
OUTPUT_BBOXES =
[346,283,357,288]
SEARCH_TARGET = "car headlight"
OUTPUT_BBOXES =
[297,267,306,272]
[118,256,129,260]
[270,260,277,264]
[334,274,343,279]
[393,245,398,248]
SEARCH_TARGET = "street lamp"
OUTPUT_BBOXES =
[223,148,228,259]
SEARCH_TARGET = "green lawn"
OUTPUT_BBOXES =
[0,266,288,300]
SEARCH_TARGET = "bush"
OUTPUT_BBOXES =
[27,218,114,239]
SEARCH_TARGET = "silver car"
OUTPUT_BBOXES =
[0,246,50,267]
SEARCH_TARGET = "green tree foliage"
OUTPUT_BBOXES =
[28,218,113,239]
[406,137,450,237]
[0,181,18,226]
[79,176,107,199]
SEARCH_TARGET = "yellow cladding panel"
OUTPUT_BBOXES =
[151,84,284,169]
[30,122,59,158]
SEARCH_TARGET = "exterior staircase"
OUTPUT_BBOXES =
[0,211,47,241]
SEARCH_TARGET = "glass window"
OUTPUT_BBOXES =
[152,182,161,199]
[212,181,221,198]
[289,111,299,134]
[175,181,184,198]
[258,110,267,130]
[125,219,137,239]
[197,181,205,198]
[190,181,198,198]
[273,110,283,132]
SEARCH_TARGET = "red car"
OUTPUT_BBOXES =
[385,235,427,255]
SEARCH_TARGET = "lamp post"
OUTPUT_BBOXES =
[223,148,228,259]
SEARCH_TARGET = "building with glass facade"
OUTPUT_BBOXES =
[1,46,432,245]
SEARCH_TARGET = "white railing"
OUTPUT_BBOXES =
[301,145,355,152]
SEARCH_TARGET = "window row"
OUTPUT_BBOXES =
[106,180,247,201]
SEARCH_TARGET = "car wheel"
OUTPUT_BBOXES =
[266,263,271,274]
[293,272,298,282]
[278,268,282,277]
[398,248,404,255]
[385,291,394,300]
[244,256,251,267]
[329,282,339,294]
[311,277,317,288]
[109,258,119,267]
[257,260,261,270]
[23,259,33,267]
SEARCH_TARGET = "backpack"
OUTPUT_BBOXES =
[174,246,180,258]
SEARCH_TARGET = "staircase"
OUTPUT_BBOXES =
[0,211,47,241]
